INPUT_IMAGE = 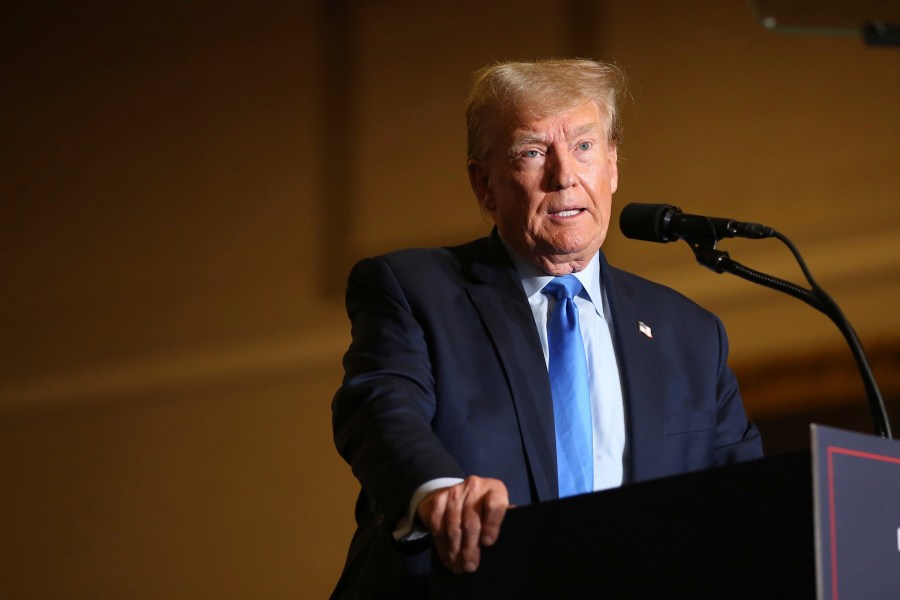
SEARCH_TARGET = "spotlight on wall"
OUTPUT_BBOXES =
[751,0,900,47]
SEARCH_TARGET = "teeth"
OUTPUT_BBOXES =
[555,210,580,217]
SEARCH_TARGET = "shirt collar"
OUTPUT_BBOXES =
[499,236,605,318]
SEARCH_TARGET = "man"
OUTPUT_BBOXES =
[331,59,763,598]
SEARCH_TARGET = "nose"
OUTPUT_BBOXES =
[547,150,577,190]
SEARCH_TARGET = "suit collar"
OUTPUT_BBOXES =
[464,228,516,284]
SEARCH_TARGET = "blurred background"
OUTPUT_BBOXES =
[1,1,898,597]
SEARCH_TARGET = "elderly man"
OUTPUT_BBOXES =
[331,59,762,598]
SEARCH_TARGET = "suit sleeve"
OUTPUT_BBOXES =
[712,316,764,464]
[331,257,466,528]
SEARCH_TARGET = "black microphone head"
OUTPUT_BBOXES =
[619,203,680,243]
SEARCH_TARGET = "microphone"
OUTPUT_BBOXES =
[619,203,775,244]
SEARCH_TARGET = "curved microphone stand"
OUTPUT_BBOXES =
[687,231,893,440]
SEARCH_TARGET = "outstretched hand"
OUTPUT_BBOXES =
[417,475,509,574]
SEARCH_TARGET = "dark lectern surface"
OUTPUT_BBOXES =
[432,453,815,599]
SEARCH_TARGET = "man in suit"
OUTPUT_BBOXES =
[331,59,763,598]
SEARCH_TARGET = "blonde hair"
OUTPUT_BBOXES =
[466,58,624,161]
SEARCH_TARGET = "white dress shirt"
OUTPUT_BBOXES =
[509,249,626,491]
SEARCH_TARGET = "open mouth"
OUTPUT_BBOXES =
[551,208,585,218]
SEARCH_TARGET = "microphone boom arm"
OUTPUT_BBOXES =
[687,236,893,439]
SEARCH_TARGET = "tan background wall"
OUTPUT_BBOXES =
[1,1,898,597]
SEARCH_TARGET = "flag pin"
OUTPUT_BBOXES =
[637,321,653,338]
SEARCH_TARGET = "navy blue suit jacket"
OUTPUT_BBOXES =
[331,231,762,598]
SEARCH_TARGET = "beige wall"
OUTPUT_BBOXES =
[1,1,897,597]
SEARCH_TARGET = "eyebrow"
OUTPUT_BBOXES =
[569,122,601,138]
[508,122,601,157]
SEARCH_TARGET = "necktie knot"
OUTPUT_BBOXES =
[543,274,583,301]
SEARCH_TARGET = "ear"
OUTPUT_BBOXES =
[467,158,496,212]
[608,145,619,194]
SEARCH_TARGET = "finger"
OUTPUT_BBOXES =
[478,485,509,547]
[418,489,448,535]
[420,490,453,570]
[443,485,466,573]
[459,491,483,573]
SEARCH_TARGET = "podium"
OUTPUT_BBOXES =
[431,427,900,599]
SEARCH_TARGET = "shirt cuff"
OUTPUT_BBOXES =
[392,477,465,542]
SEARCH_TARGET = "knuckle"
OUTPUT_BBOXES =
[426,517,442,533]
[485,495,507,511]
[462,518,481,536]
[447,484,463,501]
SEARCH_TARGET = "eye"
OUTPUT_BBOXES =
[577,141,592,151]
[522,149,540,159]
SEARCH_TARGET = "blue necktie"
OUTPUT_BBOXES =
[544,275,593,497]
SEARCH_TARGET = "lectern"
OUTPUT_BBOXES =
[431,426,900,599]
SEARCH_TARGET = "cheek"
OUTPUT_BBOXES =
[585,163,616,197]
[503,180,541,218]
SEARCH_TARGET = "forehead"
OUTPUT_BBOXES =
[504,101,604,144]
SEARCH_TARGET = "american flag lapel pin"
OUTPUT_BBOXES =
[637,321,653,339]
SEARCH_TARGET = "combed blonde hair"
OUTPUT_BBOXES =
[466,58,624,161]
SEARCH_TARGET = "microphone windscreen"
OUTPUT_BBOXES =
[619,203,675,243]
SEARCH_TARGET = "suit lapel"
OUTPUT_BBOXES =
[599,253,668,484]
[463,233,559,501]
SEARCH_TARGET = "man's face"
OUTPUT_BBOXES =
[468,101,618,275]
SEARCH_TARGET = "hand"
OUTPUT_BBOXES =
[417,475,509,575]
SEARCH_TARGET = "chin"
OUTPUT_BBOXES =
[550,231,602,256]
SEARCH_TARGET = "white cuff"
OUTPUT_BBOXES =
[392,477,464,542]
